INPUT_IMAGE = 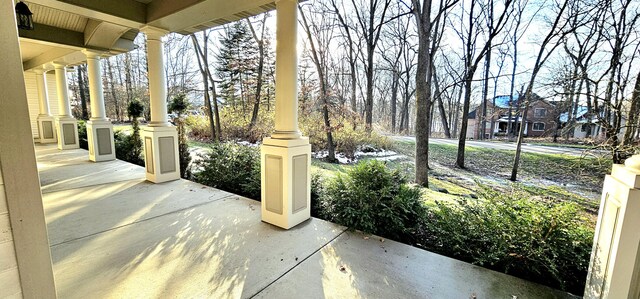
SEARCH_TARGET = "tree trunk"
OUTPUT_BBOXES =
[413,0,433,187]
[190,33,217,141]
[456,76,473,168]
[433,69,451,138]
[106,59,120,121]
[390,71,399,133]
[247,18,266,131]
[622,69,640,146]
[77,65,89,120]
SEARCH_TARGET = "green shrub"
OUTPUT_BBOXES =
[185,115,212,141]
[323,160,426,242]
[77,121,88,150]
[114,131,144,166]
[310,172,328,219]
[192,142,261,200]
[168,94,192,179]
[419,185,594,295]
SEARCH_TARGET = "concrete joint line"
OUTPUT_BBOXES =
[249,228,349,298]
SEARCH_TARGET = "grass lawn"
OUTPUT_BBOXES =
[391,139,608,215]
[113,124,133,133]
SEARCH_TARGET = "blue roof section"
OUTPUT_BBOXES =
[493,95,514,108]
[559,106,589,123]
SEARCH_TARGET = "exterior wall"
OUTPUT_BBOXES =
[0,162,22,298]
[573,125,589,139]
[24,72,61,139]
[524,101,556,138]
[467,119,477,139]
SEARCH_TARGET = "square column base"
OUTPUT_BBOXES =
[261,137,311,229]
[37,115,57,144]
[142,126,180,183]
[87,120,115,162]
[55,117,79,150]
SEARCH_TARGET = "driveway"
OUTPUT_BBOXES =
[392,136,593,157]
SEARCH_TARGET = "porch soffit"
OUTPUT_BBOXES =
[18,0,284,70]
[25,0,280,35]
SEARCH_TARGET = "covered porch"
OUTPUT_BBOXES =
[36,143,574,298]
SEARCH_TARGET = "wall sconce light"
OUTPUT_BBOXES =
[15,1,34,30]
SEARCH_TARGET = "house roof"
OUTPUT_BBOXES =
[493,95,514,108]
[559,106,589,123]
[468,109,477,119]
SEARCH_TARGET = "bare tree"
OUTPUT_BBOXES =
[299,4,338,162]
[412,0,458,186]
[246,14,269,131]
[455,0,514,168]
[349,0,393,130]
[511,0,573,181]
[191,31,221,141]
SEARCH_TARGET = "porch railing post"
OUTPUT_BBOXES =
[585,154,640,298]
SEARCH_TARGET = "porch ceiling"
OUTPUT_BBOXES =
[24,0,279,35]
[18,0,279,70]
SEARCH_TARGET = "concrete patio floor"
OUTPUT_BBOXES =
[35,144,577,299]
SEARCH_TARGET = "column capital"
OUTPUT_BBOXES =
[275,0,298,4]
[32,68,45,75]
[82,49,105,59]
[52,62,67,69]
[140,26,169,40]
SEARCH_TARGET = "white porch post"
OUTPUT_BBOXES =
[140,26,179,183]
[53,62,79,150]
[585,155,640,298]
[83,50,115,162]
[35,68,57,144]
[0,0,57,296]
[261,0,311,229]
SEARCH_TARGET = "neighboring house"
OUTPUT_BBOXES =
[467,95,557,139]
[559,106,594,139]
[560,107,628,140]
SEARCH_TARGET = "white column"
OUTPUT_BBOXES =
[35,69,51,117]
[0,1,57,296]
[143,27,170,127]
[35,68,57,143]
[261,0,311,229]
[83,50,107,121]
[272,0,300,139]
[54,63,73,118]
[585,155,640,298]
[140,26,179,183]
[83,50,115,162]
[53,62,79,150]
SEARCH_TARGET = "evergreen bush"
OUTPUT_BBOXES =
[419,185,594,295]
[77,120,89,150]
[322,160,426,242]
[114,100,144,166]
[192,142,261,200]
[168,94,192,179]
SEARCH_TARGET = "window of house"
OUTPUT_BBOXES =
[534,108,547,118]
[533,122,545,131]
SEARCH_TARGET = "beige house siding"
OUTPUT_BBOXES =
[0,163,23,299]
[24,72,61,139]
